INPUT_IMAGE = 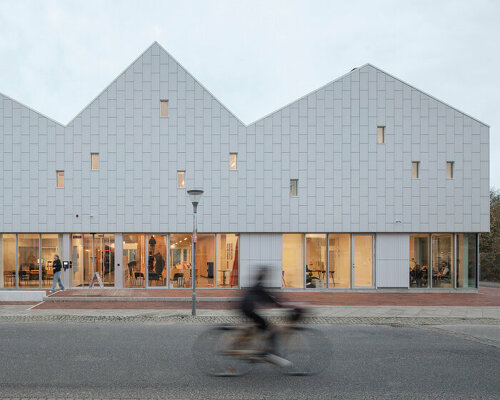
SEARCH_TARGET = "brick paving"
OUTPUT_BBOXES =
[36,287,500,309]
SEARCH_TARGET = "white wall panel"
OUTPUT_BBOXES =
[239,233,282,287]
[376,233,409,288]
[0,43,490,234]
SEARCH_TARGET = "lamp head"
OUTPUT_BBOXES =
[187,189,204,211]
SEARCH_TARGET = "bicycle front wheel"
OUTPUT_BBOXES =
[193,326,253,377]
[279,326,331,376]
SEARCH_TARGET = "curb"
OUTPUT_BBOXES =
[0,314,499,325]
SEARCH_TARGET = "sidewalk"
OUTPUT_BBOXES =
[0,286,499,326]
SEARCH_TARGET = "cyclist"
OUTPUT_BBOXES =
[240,267,282,356]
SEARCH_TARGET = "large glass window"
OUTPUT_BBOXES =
[195,234,215,288]
[432,234,454,288]
[18,234,40,288]
[41,234,60,288]
[1,234,16,288]
[305,234,327,289]
[328,234,351,288]
[170,234,192,288]
[123,234,145,288]
[147,235,167,287]
[71,235,84,287]
[282,234,304,288]
[353,235,373,287]
[216,234,239,288]
[409,234,430,288]
[457,234,477,288]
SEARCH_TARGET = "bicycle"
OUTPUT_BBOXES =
[192,306,331,376]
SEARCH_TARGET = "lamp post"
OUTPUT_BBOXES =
[187,189,204,316]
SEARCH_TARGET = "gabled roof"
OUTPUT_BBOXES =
[0,42,489,128]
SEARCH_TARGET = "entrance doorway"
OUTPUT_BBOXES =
[352,235,374,288]
[71,234,115,287]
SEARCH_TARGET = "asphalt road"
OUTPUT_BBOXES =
[0,322,499,399]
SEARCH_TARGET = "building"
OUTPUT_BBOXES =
[0,42,489,291]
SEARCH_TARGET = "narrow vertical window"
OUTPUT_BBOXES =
[160,99,168,117]
[412,162,419,179]
[91,153,99,170]
[177,171,185,188]
[56,171,64,187]
[377,126,385,144]
[446,161,454,179]
[229,153,237,170]
[290,179,298,196]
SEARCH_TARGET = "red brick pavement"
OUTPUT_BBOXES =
[32,287,500,309]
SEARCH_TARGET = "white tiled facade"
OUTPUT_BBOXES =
[0,42,489,290]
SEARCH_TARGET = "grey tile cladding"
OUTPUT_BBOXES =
[0,42,490,233]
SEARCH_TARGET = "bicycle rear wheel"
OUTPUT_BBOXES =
[279,326,331,376]
[193,326,253,377]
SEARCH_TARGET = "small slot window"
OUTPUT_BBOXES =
[160,99,168,117]
[91,153,99,170]
[56,171,64,188]
[412,162,420,179]
[177,170,185,188]
[290,179,298,196]
[446,161,454,179]
[377,126,385,144]
[230,153,237,170]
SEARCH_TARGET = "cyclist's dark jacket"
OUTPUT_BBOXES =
[241,282,279,313]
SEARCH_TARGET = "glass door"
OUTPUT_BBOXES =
[352,235,374,288]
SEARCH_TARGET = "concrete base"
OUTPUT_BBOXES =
[0,290,46,302]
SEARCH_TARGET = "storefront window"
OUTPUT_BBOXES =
[328,234,351,288]
[71,235,84,287]
[432,234,454,288]
[217,234,239,288]
[170,234,192,288]
[147,235,167,287]
[457,234,477,288]
[1,234,16,288]
[282,234,304,288]
[18,234,40,288]
[123,234,145,288]
[305,234,327,289]
[409,234,430,288]
[41,234,61,288]
[353,235,373,287]
[194,234,215,288]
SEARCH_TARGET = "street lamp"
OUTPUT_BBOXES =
[187,189,203,316]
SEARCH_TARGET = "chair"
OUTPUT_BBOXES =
[329,270,335,287]
[134,272,144,286]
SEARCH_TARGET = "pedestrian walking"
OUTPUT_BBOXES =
[50,254,65,293]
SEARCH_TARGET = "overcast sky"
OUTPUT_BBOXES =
[0,0,498,188]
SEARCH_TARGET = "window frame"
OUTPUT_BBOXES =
[56,170,64,188]
[229,153,237,170]
[377,126,385,144]
[177,170,186,188]
[446,161,454,179]
[290,179,298,197]
[91,153,99,170]
[160,99,168,117]
[411,162,420,179]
